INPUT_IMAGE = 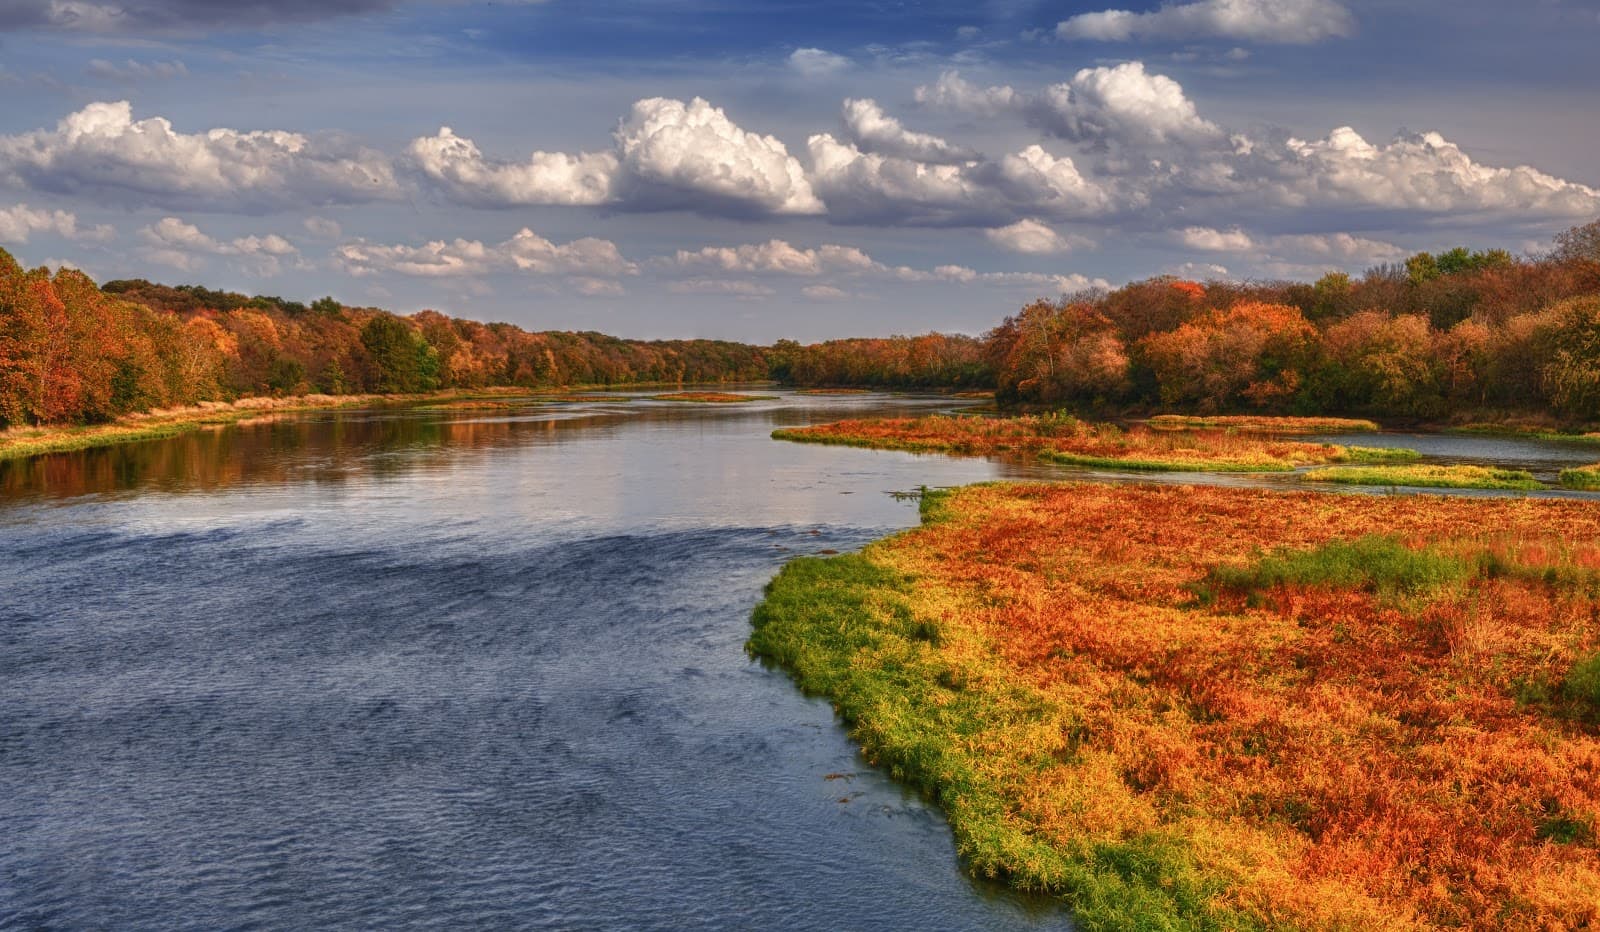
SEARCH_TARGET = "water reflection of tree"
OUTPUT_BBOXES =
[0,397,958,502]
[0,410,615,501]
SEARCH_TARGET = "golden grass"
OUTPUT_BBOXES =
[0,394,388,461]
[0,389,560,461]
[1148,414,1381,433]
[751,483,1600,929]
[1304,464,1544,490]
[773,413,1418,472]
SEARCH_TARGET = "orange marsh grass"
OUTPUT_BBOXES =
[772,413,1418,472]
[750,483,1600,929]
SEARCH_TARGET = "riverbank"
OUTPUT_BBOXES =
[0,389,553,461]
[750,482,1600,930]
[0,382,793,461]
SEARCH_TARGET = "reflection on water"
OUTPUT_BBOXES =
[1,392,1068,932]
[4,393,1597,931]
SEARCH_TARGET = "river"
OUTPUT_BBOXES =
[3,393,1595,930]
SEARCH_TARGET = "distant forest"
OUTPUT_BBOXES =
[2,219,1598,428]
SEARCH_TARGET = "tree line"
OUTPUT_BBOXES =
[3,219,1599,429]
[987,222,1600,420]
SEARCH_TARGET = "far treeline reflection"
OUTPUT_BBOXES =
[0,408,607,500]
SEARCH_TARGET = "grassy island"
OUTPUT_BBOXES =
[1147,415,1381,433]
[1561,464,1600,491]
[1447,424,1600,445]
[1304,464,1544,490]
[773,414,1418,473]
[647,391,776,403]
[750,482,1600,930]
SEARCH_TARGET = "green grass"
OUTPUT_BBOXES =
[1558,465,1600,491]
[1302,464,1543,490]
[0,420,225,460]
[1564,652,1600,709]
[1200,534,1475,606]
[1447,425,1600,445]
[1039,451,1296,473]
[748,543,1258,931]
[1331,446,1423,464]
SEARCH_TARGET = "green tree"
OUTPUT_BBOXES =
[360,314,440,394]
[321,359,349,395]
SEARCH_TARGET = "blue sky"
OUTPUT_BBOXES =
[1,0,1597,341]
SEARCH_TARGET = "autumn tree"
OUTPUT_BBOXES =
[1138,301,1316,411]
[988,299,1129,406]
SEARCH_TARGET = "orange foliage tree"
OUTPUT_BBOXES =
[1137,301,1316,411]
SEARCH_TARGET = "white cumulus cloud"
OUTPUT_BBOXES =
[841,98,975,164]
[985,218,1090,254]
[0,202,113,244]
[613,97,824,216]
[807,134,1112,226]
[1058,0,1356,44]
[917,64,1219,146]
[334,227,635,280]
[412,97,822,218]
[671,239,877,276]
[407,127,616,208]
[138,216,297,273]
[1269,126,1600,215]
[913,71,1021,115]
[0,101,401,211]
[1179,226,1255,251]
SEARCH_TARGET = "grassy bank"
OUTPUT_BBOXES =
[1147,415,1381,433]
[774,414,1418,472]
[1303,464,1543,490]
[750,483,1600,929]
[1445,423,1600,445]
[0,393,437,462]
[1561,464,1600,491]
[0,383,775,461]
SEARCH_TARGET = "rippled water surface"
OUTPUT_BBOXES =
[2,393,1068,931]
[4,395,1597,930]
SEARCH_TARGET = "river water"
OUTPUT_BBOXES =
[3,393,1595,930]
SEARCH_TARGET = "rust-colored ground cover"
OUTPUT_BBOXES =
[752,483,1600,929]
[773,413,1414,471]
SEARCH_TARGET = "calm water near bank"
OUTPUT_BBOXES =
[3,394,1595,930]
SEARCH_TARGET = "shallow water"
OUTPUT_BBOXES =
[3,395,1596,930]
